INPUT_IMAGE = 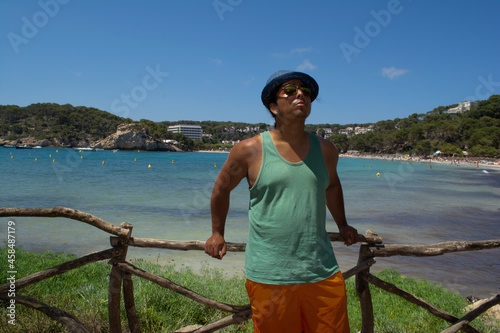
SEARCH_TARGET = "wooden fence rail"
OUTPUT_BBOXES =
[1,207,499,333]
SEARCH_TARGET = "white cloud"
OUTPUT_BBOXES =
[291,47,312,55]
[271,52,286,58]
[71,70,82,77]
[272,47,312,58]
[296,59,316,71]
[242,76,255,87]
[209,58,222,66]
[381,67,409,79]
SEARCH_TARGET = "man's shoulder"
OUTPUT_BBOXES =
[317,135,338,153]
[228,133,263,160]
[233,133,262,151]
[316,135,339,165]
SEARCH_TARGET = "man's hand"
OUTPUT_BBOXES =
[205,233,227,260]
[339,225,359,246]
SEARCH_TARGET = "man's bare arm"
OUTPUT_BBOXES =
[321,139,359,246]
[204,138,258,259]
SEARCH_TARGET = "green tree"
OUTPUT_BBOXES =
[414,139,434,156]
[439,143,462,156]
[328,134,349,152]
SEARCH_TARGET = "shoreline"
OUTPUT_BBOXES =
[195,149,230,153]
[340,153,500,170]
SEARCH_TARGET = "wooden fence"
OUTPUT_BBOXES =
[0,206,499,333]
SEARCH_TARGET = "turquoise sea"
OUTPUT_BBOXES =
[1,147,499,299]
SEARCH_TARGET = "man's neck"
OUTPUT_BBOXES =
[274,120,307,144]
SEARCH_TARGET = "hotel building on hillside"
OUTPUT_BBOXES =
[444,101,479,114]
[167,124,203,140]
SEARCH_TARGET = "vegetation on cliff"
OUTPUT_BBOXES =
[1,94,499,156]
[0,103,127,144]
[328,95,500,157]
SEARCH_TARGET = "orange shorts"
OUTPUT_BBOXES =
[245,271,350,333]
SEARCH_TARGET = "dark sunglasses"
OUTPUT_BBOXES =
[281,85,312,97]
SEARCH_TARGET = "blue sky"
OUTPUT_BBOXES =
[1,0,499,126]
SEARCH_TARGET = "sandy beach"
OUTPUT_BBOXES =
[340,153,500,170]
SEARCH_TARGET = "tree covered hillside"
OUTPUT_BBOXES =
[0,103,129,144]
[327,94,500,157]
[1,95,499,157]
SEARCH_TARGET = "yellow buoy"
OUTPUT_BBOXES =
[102,161,105,165]
[172,160,174,163]
[53,159,56,163]
[81,155,83,159]
[214,163,217,167]
[11,155,14,159]
[148,164,151,169]
[35,158,37,161]
[376,173,380,177]
[56,150,58,153]
[134,158,137,162]
[79,150,82,152]
[49,154,52,157]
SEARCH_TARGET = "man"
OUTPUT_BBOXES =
[205,70,359,332]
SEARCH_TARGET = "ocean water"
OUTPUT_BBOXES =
[1,147,499,299]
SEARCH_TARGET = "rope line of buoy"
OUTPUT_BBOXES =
[4,149,221,169]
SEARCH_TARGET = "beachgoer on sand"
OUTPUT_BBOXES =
[205,70,359,332]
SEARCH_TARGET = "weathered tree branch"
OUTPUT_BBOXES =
[190,309,253,333]
[111,237,246,251]
[0,248,116,295]
[0,207,130,237]
[356,244,375,333]
[365,239,500,257]
[117,222,140,333]
[110,231,380,252]
[2,294,90,333]
[342,258,375,280]
[114,260,250,313]
[363,273,479,333]
[329,230,383,244]
[440,294,500,333]
[108,222,133,333]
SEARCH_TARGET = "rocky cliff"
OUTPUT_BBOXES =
[94,123,180,151]
[0,123,182,151]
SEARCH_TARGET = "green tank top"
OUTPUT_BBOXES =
[245,131,339,284]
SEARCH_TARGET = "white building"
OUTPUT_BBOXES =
[445,101,479,114]
[339,127,353,135]
[168,124,202,140]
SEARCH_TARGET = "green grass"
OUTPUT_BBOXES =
[1,248,498,332]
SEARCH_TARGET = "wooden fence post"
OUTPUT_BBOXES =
[120,223,141,333]
[108,222,134,333]
[356,232,377,333]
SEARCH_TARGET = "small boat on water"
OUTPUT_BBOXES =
[16,144,33,149]
[73,147,96,151]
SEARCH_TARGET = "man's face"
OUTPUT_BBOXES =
[270,79,312,120]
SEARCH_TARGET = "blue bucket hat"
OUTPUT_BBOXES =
[261,70,319,110]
